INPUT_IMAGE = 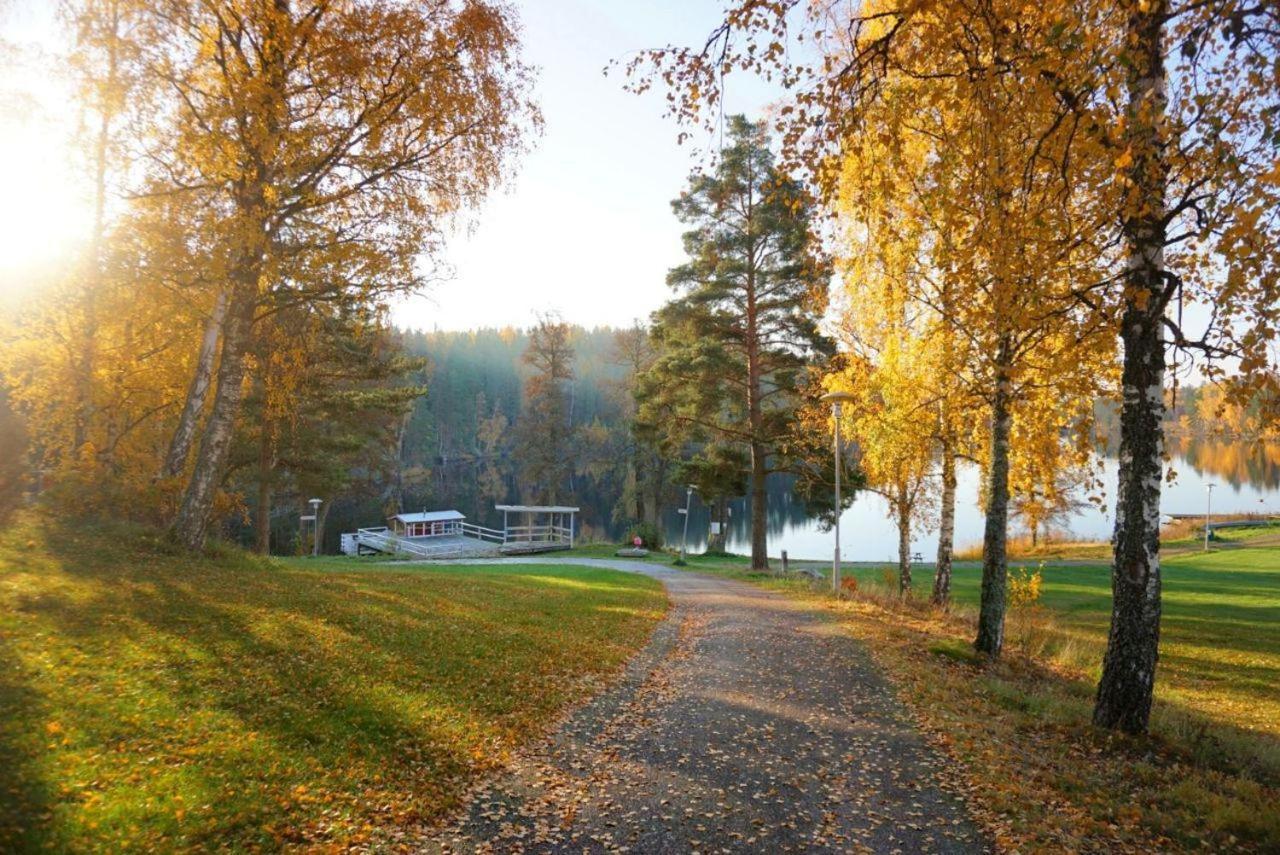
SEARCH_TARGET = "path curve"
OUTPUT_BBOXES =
[422,557,988,854]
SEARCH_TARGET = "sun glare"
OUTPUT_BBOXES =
[0,71,93,293]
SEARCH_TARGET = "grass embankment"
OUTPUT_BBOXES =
[672,540,1280,852]
[953,515,1280,561]
[0,514,666,852]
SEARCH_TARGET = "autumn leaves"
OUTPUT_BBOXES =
[4,2,538,549]
[629,0,1280,735]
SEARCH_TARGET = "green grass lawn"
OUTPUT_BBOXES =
[674,545,1279,743]
[0,514,666,852]
[660,543,1279,850]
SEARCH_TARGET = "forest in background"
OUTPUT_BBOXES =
[310,324,652,554]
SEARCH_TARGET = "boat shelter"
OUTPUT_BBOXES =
[389,509,465,538]
[496,504,579,551]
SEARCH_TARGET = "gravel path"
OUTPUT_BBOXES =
[422,558,989,854]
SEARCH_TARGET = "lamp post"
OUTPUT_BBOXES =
[309,498,322,556]
[1204,483,1216,552]
[821,391,856,593]
[678,485,695,563]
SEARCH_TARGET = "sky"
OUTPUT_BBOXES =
[396,1,783,332]
[0,0,785,331]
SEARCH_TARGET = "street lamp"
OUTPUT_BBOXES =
[308,498,322,556]
[1204,484,1216,552]
[678,485,695,563]
[821,391,856,593]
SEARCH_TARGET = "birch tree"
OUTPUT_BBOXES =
[629,0,1278,731]
[131,0,537,549]
[1086,0,1280,733]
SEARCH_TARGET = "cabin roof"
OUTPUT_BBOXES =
[391,510,465,524]
[494,505,580,514]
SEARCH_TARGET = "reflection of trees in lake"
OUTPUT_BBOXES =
[402,457,635,541]
[1170,438,1280,491]
[324,441,1280,555]
[662,474,817,551]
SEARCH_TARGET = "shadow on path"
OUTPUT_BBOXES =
[420,558,990,854]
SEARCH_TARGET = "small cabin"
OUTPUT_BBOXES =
[389,510,465,538]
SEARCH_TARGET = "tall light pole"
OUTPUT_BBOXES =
[821,391,856,593]
[679,485,695,563]
[1204,483,1216,552]
[309,498,322,556]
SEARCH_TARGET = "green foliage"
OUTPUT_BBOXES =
[625,521,664,550]
[638,116,836,566]
[515,315,577,504]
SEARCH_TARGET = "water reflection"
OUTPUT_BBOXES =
[1172,438,1280,492]
[331,444,1280,562]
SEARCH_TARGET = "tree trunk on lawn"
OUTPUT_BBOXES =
[708,495,728,552]
[933,445,956,606]
[173,289,256,550]
[315,499,330,556]
[1094,0,1168,735]
[253,421,274,555]
[897,494,912,595]
[748,443,768,570]
[72,10,122,455]
[745,256,769,571]
[975,342,1014,656]
[163,292,227,478]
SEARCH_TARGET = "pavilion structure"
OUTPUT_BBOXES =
[341,504,579,559]
[495,504,579,552]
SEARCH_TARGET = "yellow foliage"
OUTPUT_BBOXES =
[1008,565,1044,609]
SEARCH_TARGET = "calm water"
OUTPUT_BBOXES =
[661,441,1280,562]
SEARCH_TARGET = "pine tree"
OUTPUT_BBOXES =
[644,116,834,571]
[515,315,577,504]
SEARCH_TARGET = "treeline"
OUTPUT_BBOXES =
[380,324,661,545]
[0,3,537,546]
[400,326,625,466]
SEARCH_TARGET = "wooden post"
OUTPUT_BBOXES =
[782,550,789,575]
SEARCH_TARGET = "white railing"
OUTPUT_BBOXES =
[348,517,575,558]
[353,528,452,559]
[503,524,573,544]
[461,522,506,544]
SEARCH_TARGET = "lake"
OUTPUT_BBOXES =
[659,440,1280,563]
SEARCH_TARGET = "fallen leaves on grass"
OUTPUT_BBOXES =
[825,593,1279,853]
[0,513,667,852]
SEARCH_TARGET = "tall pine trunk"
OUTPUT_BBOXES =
[975,342,1014,656]
[748,441,768,570]
[173,291,256,550]
[933,444,956,605]
[1094,0,1168,734]
[745,255,768,570]
[897,494,912,594]
[163,292,227,478]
